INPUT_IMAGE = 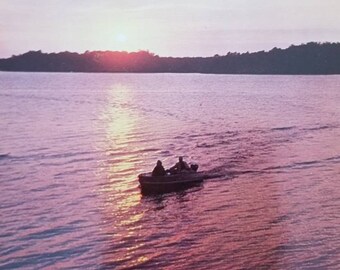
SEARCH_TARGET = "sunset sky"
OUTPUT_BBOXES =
[1,0,340,58]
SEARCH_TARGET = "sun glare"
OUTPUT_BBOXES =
[116,33,127,43]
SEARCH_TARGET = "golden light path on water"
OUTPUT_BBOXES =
[97,83,150,268]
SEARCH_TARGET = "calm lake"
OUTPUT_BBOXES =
[1,72,340,269]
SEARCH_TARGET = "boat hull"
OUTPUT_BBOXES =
[138,172,204,194]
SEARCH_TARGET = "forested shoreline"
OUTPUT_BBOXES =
[1,42,340,74]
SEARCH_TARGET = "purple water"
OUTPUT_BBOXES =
[1,72,340,269]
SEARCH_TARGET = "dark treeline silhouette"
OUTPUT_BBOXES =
[1,42,340,74]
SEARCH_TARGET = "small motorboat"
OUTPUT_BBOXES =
[138,171,204,194]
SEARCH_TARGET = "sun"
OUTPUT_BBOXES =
[116,33,127,43]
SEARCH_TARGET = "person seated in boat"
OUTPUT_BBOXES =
[152,160,166,176]
[169,156,191,174]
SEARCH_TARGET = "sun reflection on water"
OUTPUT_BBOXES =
[105,86,135,144]
[102,83,142,194]
[98,83,148,267]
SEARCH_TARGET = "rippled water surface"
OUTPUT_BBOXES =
[1,72,340,269]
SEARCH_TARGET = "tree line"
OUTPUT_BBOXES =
[0,42,340,74]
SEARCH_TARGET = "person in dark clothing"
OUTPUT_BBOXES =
[169,156,190,174]
[152,160,166,176]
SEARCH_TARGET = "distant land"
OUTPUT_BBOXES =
[1,42,340,74]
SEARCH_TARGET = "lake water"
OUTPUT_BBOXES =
[0,72,340,269]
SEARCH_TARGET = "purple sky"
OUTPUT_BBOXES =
[1,0,340,58]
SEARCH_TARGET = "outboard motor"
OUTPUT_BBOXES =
[190,163,199,172]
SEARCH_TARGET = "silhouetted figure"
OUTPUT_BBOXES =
[169,156,190,174]
[152,160,166,176]
[190,163,199,172]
